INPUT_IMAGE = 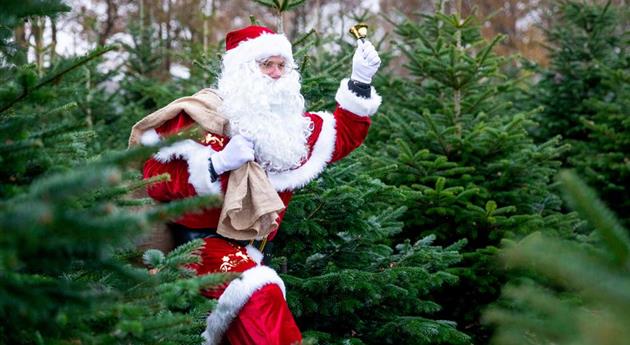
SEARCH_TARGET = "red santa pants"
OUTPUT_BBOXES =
[191,237,302,345]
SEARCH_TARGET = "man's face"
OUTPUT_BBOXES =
[258,55,287,80]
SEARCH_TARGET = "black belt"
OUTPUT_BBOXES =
[168,223,273,264]
[168,222,223,247]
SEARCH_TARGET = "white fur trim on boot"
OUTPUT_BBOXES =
[335,78,382,116]
[153,139,221,195]
[202,265,286,345]
[268,111,336,192]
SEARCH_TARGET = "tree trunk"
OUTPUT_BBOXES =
[98,0,118,46]
[50,18,57,66]
[315,0,320,33]
[288,5,303,40]
[31,17,45,76]
[14,22,28,65]
[203,0,215,53]
[140,0,144,33]
[164,0,173,74]
[85,67,93,128]
[276,9,284,34]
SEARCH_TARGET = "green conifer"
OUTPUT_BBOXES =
[486,170,630,345]
[366,4,577,342]
[530,0,629,227]
[0,3,225,344]
[275,158,470,345]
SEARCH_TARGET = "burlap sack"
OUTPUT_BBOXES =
[128,88,227,147]
[218,162,283,240]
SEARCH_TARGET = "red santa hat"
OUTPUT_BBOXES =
[222,25,295,71]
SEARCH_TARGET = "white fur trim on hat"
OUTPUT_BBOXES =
[202,265,286,345]
[153,139,221,195]
[222,32,294,72]
[335,78,382,116]
[268,111,336,192]
[140,128,161,146]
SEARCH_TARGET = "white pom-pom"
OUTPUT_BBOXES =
[140,128,161,146]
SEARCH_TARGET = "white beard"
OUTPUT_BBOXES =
[217,60,313,173]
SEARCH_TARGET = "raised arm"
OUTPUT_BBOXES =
[329,39,382,162]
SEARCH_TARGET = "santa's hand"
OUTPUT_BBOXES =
[351,39,381,84]
[210,135,255,175]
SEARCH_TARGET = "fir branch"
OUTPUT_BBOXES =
[116,198,154,207]
[420,109,451,156]
[146,195,222,224]
[558,170,630,267]
[92,173,170,203]
[7,166,122,205]
[477,34,504,69]
[302,54,351,83]
[0,45,117,115]
[292,29,317,48]
[0,138,44,154]
[163,239,205,267]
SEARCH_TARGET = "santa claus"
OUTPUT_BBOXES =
[140,25,381,345]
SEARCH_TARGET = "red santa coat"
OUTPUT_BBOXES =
[141,79,381,345]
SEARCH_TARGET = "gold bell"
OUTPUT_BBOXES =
[349,23,369,40]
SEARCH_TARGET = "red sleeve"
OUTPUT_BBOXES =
[142,111,217,202]
[330,105,371,163]
[143,157,198,202]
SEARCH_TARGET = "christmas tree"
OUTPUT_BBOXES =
[0,3,226,344]
[486,170,630,345]
[276,157,470,344]
[528,0,629,228]
[364,3,578,342]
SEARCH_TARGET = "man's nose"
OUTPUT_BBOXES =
[268,66,282,79]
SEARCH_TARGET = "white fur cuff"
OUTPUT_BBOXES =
[335,78,382,116]
[153,139,221,195]
[202,265,286,345]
